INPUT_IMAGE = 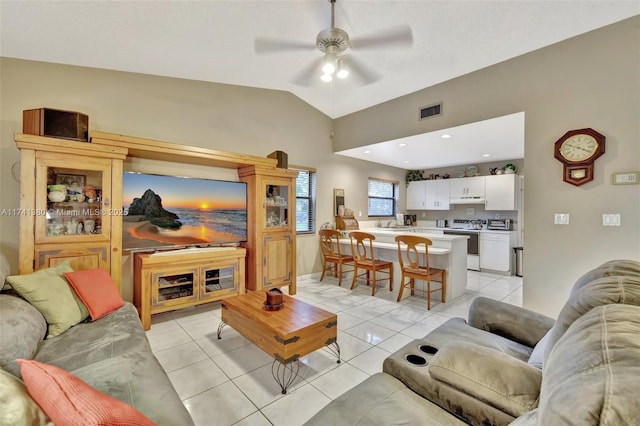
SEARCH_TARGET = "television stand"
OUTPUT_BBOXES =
[133,247,246,330]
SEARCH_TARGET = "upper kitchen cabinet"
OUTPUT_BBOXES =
[425,180,450,210]
[449,176,486,201]
[406,180,449,210]
[485,174,520,211]
[406,180,427,210]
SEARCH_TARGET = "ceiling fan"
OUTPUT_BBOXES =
[254,0,413,86]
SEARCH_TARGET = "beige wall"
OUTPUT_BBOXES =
[0,58,404,300]
[2,17,638,316]
[334,17,640,317]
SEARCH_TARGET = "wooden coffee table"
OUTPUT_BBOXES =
[217,290,340,394]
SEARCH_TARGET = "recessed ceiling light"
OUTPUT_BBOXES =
[403,160,410,163]
[482,154,491,158]
[363,150,371,154]
[441,134,451,139]
[398,143,407,147]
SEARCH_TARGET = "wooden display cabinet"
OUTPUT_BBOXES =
[14,134,127,288]
[133,248,246,330]
[239,167,298,294]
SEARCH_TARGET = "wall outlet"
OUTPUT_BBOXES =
[602,214,621,226]
[421,212,426,218]
[554,213,570,225]
[358,211,362,217]
[495,213,500,219]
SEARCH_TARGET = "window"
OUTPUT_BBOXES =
[294,168,317,233]
[368,178,398,217]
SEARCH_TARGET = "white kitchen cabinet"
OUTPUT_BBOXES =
[406,180,449,210]
[449,176,486,199]
[425,180,450,210]
[406,180,427,210]
[480,231,512,272]
[485,174,519,211]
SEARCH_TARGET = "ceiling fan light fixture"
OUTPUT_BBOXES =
[322,52,337,75]
[336,57,349,79]
[321,73,333,82]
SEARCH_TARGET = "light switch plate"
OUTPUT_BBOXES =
[554,213,570,225]
[603,214,621,226]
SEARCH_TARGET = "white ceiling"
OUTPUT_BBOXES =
[1,1,638,169]
[336,112,525,170]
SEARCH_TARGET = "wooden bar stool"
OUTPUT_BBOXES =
[395,235,446,310]
[319,229,354,286]
[349,231,393,296]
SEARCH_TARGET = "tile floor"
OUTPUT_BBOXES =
[147,271,522,426]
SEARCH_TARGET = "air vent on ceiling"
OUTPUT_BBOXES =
[419,102,442,120]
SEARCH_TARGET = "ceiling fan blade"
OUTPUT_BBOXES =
[254,37,315,55]
[350,24,413,50]
[346,56,381,86]
[290,57,324,87]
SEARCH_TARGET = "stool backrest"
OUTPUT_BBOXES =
[349,231,376,262]
[319,229,343,259]
[395,234,433,271]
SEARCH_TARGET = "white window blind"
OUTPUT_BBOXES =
[368,178,398,217]
[295,168,316,233]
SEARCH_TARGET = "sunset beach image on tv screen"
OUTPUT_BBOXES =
[122,172,247,250]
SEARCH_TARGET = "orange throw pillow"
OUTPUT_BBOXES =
[64,268,124,320]
[17,359,156,426]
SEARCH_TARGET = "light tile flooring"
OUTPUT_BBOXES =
[147,271,522,426]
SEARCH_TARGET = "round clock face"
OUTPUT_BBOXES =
[559,134,599,162]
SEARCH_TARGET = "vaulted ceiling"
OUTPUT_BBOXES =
[2,1,638,168]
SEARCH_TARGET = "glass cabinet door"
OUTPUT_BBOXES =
[152,270,197,308]
[201,264,237,299]
[35,155,113,243]
[264,181,290,229]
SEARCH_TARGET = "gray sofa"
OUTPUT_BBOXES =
[307,259,640,425]
[0,260,194,425]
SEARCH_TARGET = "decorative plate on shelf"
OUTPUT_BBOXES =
[465,165,479,176]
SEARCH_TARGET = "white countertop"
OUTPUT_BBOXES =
[338,239,450,254]
[358,227,469,241]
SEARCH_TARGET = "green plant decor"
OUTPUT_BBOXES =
[502,163,518,173]
[406,170,425,186]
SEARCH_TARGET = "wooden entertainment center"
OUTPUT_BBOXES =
[14,131,298,327]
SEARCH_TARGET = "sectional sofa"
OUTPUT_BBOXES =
[0,253,194,425]
[307,259,640,425]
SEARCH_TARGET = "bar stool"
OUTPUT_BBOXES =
[319,229,354,286]
[349,231,393,296]
[395,234,446,310]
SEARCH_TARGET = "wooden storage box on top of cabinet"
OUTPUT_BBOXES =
[238,166,298,294]
[14,134,127,288]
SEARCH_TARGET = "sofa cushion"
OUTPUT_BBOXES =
[527,328,551,369]
[0,295,47,377]
[6,261,89,338]
[305,372,467,426]
[0,367,53,426]
[0,252,10,290]
[71,351,194,425]
[428,341,541,418]
[64,268,125,320]
[570,259,640,296]
[34,303,149,373]
[544,274,640,360]
[17,359,156,426]
[424,317,533,361]
[512,304,640,425]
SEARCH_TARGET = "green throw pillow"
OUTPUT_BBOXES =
[7,261,89,338]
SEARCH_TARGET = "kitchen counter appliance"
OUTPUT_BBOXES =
[487,218,512,231]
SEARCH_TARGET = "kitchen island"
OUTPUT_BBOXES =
[338,228,469,302]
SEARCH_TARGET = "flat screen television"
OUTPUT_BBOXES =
[122,172,247,250]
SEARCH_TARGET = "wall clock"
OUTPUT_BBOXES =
[554,128,606,186]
